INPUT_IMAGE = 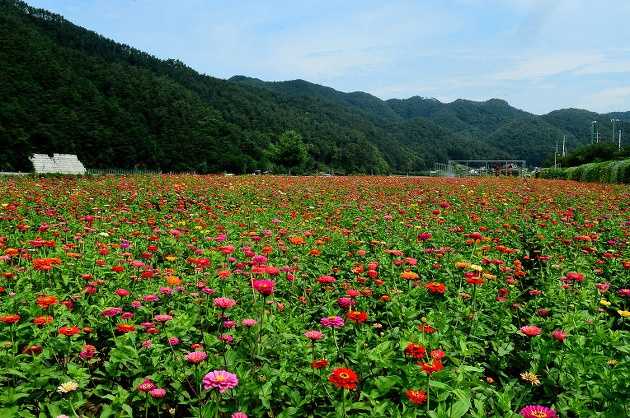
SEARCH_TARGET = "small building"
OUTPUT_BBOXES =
[29,153,87,175]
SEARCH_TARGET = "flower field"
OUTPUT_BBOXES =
[0,175,628,418]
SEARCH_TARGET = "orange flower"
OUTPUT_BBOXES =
[36,295,58,309]
[58,325,80,336]
[33,315,53,326]
[400,271,419,281]
[116,323,136,333]
[0,314,20,324]
[406,389,427,405]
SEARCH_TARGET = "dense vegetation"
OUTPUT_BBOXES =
[0,0,628,173]
[537,158,630,184]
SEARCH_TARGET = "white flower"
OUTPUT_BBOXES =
[57,381,79,394]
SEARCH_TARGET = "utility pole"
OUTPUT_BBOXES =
[619,129,623,150]
[554,139,558,169]
[611,118,620,143]
[562,135,566,157]
[592,121,599,144]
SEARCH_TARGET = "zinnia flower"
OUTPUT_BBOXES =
[406,389,427,405]
[519,405,557,418]
[203,370,239,393]
[328,367,358,390]
[213,297,237,309]
[404,342,426,359]
[320,316,344,328]
[519,325,542,337]
[57,381,79,394]
[0,314,20,324]
[304,330,324,341]
[551,329,567,342]
[185,351,208,364]
[252,280,275,296]
[138,379,156,392]
[58,325,80,336]
[149,388,166,398]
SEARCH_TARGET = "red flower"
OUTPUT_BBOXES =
[311,359,329,369]
[116,323,136,333]
[346,311,368,323]
[0,314,20,324]
[36,295,58,309]
[328,367,359,390]
[404,342,426,359]
[519,325,542,337]
[406,389,428,405]
[425,282,446,294]
[418,324,437,334]
[32,315,53,326]
[58,325,81,336]
[252,279,275,296]
[419,359,444,375]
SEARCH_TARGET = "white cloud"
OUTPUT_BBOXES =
[583,86,630,112]
[493,52,602,81]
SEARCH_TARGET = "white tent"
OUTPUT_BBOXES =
[29,154,86,175]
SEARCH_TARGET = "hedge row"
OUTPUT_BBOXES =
[537,159,630,183]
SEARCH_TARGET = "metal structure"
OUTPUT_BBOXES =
[433,160,527,177]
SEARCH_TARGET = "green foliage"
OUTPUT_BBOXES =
[556,143,630,168]
[269,130,310,174]
[537,158,630,183]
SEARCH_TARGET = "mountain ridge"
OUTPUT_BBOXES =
[0,0,627,173]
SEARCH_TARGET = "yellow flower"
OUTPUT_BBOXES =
[520,371,541,386]
[454,261,470,269]
[617,310,630,318]
[57,381,79,394]
[608,359,619,366]
[470,264,483,272]
[165,256,177,262]
[600,299,611,307]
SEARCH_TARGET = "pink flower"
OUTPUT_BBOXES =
[224,320,236,328]
[185,351,208,364]
[121,312,134,320]
[149,388,166,398]
[142,339,153,349]
[115,289,130,297]
[154,314,173,322]
[251,255,267,265]
[252,280,275,296]
[242,319,257,327]
[202,287,216,295]
[304,330,324,341]
[101,307,123,317]
[167,337,180,346]
[317,275,336,284]
[138,379,156,392]
[519,405,557,418]
[551,329,567,342]
[565,272,584,282]
[519,325,542,337]
[337,297,355,309]
[219,334,234,344]
[232,413,248,418]
[320,316,344,328]
[143,294,159,302]
[79,344,96,360]
[214,297,237,309]
[595,282,610,293]
[203,370,239,393]
[131,300,142,308]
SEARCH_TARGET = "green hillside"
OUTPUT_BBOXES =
[0,0,627,172]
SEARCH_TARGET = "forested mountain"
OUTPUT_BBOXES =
[0,0,627,173]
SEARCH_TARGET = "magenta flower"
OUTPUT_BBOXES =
[242,319,257,327]
[167,337,180,346]
[137,379,156,392]
[232,413,248,418]
[337,297,355,309]
[185,351,208,364]
[154,314,173,322]
[214,297,237,309]
[203,370,239,393]
[320,316,344,328]
[252,279,275,296]
[304,330,324,341]
[101,307,123,317]
[519,405,557,418]
[149,388,166,398]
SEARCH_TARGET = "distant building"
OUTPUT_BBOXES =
[29,154,86,175]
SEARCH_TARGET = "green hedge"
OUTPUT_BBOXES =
[537,159,630,183]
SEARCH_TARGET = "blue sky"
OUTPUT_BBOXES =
[27,0,630,114]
